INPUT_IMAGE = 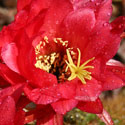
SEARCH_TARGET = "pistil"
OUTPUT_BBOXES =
[66,48,95,84]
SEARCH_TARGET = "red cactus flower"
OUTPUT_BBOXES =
[0,0,125,124]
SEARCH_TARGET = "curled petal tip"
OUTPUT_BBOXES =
[97,109,114,125]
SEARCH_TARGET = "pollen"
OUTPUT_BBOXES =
[35,36,69,73]
[54,38,68,47]
[66,48,95,84]
[35,36,71,83]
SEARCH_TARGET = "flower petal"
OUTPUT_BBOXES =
[75,78,102,101]
[0,76,10,88]
[51,99,78,114]
[74,0,112,22]
[26,10,47,38]
[77,98,103,114]
[0,63,25,85]
[58,80,77,99]
[59,8,95,54]
[111,16,125,35]
[0,26,16,47]
[106,59,125,82]
[25,105,55,124]
[1,43,19,73]
[100,59,125,91]
[39,0,73,38]
[27,0,53,22]
[17,0,32,11]
[0,83,24,103]
[0,96,15,125]
[24,85,61,105]
[14,109,25,125]
[37,113,63,125]
[97,109,113,125]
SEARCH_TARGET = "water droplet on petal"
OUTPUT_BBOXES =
[57,93,61,96]
[80,88,84,91]
[55,21,59,24]
[118,24,123,29]
[107,13,111,16]
[103,22,109,27]
[95,3,100,6]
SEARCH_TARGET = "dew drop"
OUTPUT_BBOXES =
[85,89,88,92]
[118,25,122,29]
[105,52,107,55]
[47,99,52,103]
[80,88,84,91]
[122,70,125,74]
[95,3,100,6]
[107,13,111,16]
[55,21,59,24]
[103,22,108,27]
[57,93,61,96]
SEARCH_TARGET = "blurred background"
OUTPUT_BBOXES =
[0,0,124,124]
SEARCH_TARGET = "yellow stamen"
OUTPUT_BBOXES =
[66,48,95,84]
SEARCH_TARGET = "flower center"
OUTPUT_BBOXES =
[34,36,95,83]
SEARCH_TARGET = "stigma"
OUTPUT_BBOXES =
[66,48,95,84]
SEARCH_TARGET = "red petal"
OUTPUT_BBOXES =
[106,59,125,67]
[17,0,32,11]
[82,23,111,61]
[121,32,125,38]
[0,26,16,47]
[1,43,19,73]
[10,10,29,30]
[82,17,125,62]
[106,59,125,82]
[111,16,125,35]
[0,63,25,85]
[75,78,102,101]
[15,97,30,125]
[95,17,125,62]
[101,60,125,91]
[100,60,125,90]
[27,0,53,22]
[0,76,10,88]
[74,0,112,23]
[16,96,31,110]
[14,109,25,125]
[0,84,24,103]
[101,72,124,91]
[51,99,78,114]
[96,0,112,23]
[25,114,34,124]
[77,98,103,114]
[0,96,15,125]
[26,10,47,38]
[39,0,73,38]
[58,80,77,99]
[24,85,61,104]
[60,8,95,54]
[97,109,113,125]
[37,113,63,125]
[25,105,55,124]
